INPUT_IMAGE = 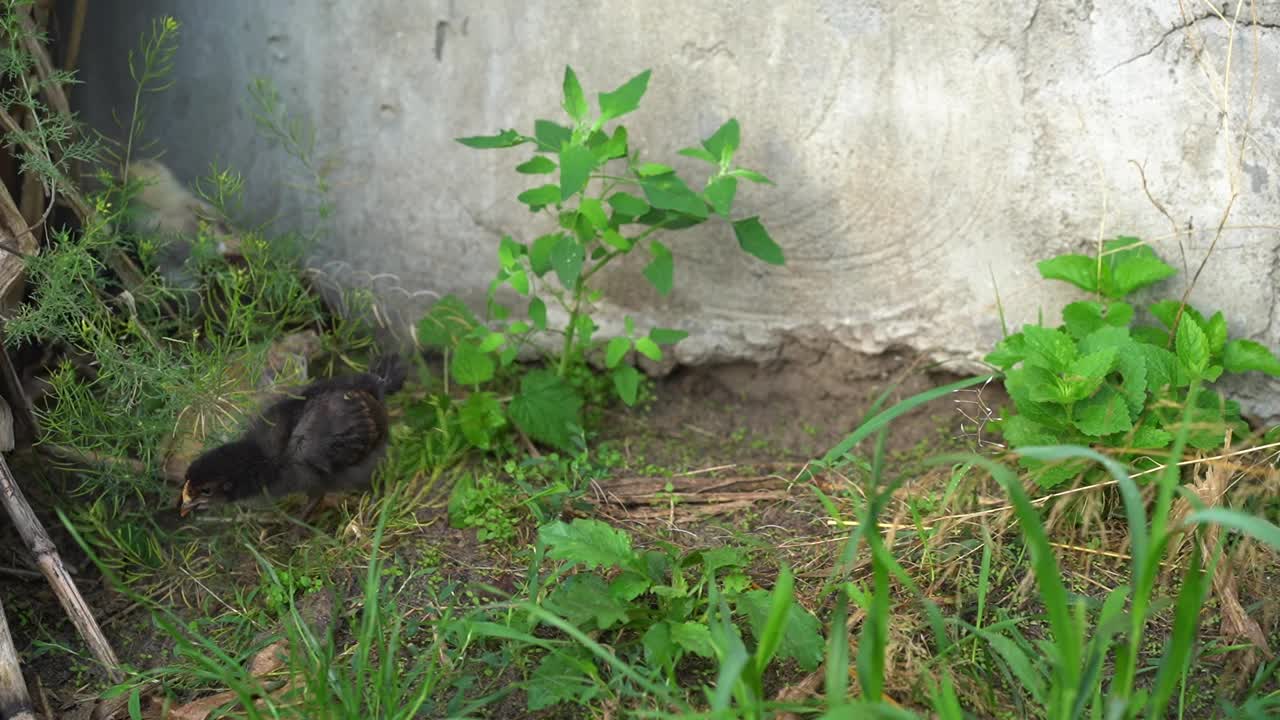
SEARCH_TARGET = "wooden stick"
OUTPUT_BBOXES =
[62,0,88,74]
[0,594,35,720]
[15,8,70,126]
[0,95,146,296]
[0,408,121,682]
[0,329,38,451]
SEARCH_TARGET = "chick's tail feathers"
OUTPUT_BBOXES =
[370,353,408,396]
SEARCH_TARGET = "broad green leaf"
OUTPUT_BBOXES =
[417,295,478,348]
[632,206,708,230]
[1037,254,1097,293]
[528,297,548,330]
[1132,325,1169,346]
[999,414,1062,448]
[1025,365,1073,405]
[570,211,595,244]
[1138,343,1178,391]
[635,336,662,361]
[702,118,741,164]
[539,518,635,570]
[705,176,737,217]
[1003,368,1069,428]
[450,340,495,385]
[458,391,505,449]
[635,162,674,176]
[477,331,506,353]
[650,327,688,345]
[1062,301,1135,340]
[1062,301,1106,340]
[598,69,651,122]
[574,313,597,347]
[526,651,600,711]
[642,173,709,219]
[517,184,561,209]
[1063,347,1116,401]
[533,119,572,152]
[1103,236,1176,298]
[1223,338,1280,376]
[1067,346,1116,381]
[1021,325,1077,372]
[729,168,774,184]
[562,66,588,122]
[559,144,596,198]
[545,574,629,630]
[984,332,1026,369]
[516,156,556,174]
[598,126,628,160]
[456,129,526,148]
[610,571,651,602]
[671,622,714,657]
[1131,424,1173,449]
[737,589,824,672]
[605,336,631,368]
[551,234,585,289]
[1106,302,1135,327]
[602,228,632,251]
[497,235,525,268]
[1074,386,1132,436]
[529,233,561,276]
[1150,300,1207,332]
[643,622,675,671]
[678,146,718,164]
[612,365,642,406]
[607,191,650,218]
[1176,317,1210,377]
[505,268,529,294]
[696,546,750,575]
[509,370,584,451]
[643,240,674,295]
[1206,311,1228,356]
[578,197,608,230]
[733,216,784,265]
[1080,327,1148,414]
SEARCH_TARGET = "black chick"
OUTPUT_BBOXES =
[177,355,408,517]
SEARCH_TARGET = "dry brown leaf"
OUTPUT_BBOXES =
[162,639,292,720]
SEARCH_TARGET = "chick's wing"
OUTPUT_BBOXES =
[285,388,388,474]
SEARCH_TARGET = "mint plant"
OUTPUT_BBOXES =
[986,237,1280,487]
[421,66,783,453]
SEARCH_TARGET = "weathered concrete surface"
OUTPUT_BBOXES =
[70,2,1280,416]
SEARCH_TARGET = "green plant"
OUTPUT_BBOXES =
[0,0,99,195]
[446,471,528,545]
[420,66,784,454]
[985,237,1280,487]
[454,517,822,714]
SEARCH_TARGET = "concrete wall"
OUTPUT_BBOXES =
[70,1,1280,417]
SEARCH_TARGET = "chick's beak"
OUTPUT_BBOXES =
[177,483,199,517]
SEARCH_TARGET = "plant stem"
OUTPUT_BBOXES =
[557,278,583,378]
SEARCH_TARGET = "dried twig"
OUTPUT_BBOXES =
[0,594,36,720]
[61,0,88,74]
[0,398,121,683]
[0,326,38,450]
